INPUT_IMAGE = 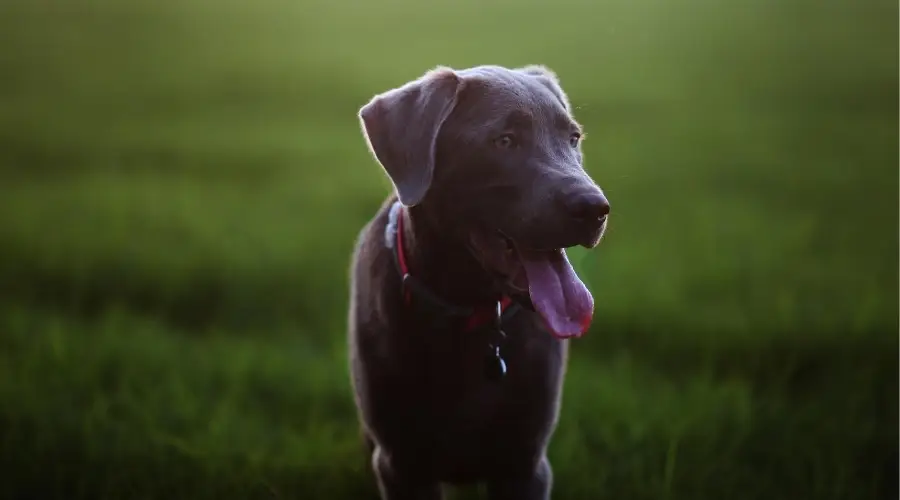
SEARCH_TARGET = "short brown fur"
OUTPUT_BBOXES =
[348,64,610,499]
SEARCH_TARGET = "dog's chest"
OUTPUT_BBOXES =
[413,334,511,451]
[419,326,506,401]
[410,322,543,425]
[393,322,558,476]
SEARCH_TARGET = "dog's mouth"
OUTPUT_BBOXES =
[469,231,594,339]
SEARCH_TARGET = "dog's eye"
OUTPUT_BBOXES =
[494,134,516,149]
[569,132,582,147]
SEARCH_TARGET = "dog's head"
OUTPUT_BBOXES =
[359,65,610,338]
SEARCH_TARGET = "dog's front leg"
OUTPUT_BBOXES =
[372,446,443,500]
[485,455,552,500]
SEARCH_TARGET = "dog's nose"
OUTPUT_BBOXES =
[565,189,610,224]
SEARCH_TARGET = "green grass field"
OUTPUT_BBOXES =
[0,0,897,498]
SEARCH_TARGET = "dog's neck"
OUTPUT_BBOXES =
[400,204,502,308]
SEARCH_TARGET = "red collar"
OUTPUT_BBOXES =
[392,202,515,332]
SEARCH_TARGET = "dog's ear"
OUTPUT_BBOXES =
[517,65,571,112]
[358,67,463,207]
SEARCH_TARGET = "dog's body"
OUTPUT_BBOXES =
[349,195,566,497]
[348,65,609,499]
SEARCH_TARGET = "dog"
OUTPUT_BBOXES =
[348,64,610,500]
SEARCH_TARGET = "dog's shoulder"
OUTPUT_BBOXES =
[350,194,397,273]
[349,194,401,328]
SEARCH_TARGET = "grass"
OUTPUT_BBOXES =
[0,0,897,498]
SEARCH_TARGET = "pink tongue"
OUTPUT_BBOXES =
[519,248,594,338]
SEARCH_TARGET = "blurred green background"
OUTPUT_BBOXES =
[0,0,896,499]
